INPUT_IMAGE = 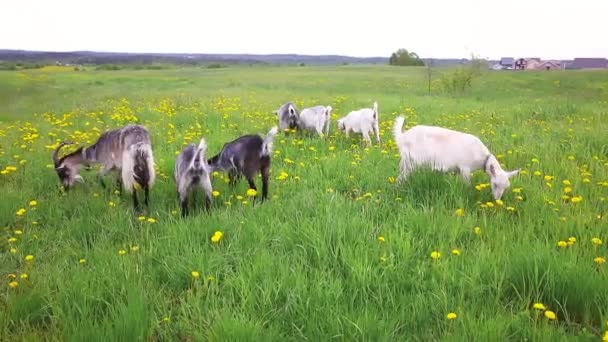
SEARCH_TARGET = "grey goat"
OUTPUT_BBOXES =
[53,124,156,209]
[274,102,300,131]
[174,138,213,217]
[207,126,278,200]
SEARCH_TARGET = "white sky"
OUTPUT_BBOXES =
[2,0,607,59]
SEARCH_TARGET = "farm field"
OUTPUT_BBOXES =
[1,65,608,340]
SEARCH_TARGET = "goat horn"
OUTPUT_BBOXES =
[53,141,74,166]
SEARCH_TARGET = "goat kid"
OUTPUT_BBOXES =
[53,124,156,208]
[337,101,380,144]
[275,102,300,131]
[174,138,213,217]
[299,105,332,136]
[208,126,278,200]
[392,116,519,200]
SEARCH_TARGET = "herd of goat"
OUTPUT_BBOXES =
[52,101,520,216]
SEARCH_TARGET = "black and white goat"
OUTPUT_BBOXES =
[275,102,300,131]
[53,124,156,208]
[208,126,278,200]
[174,138,213,217]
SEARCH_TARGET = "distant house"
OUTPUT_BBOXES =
[571,58,607,69]
[538,60,562,70]
[514,58,527,70]
[524,60,562,70]
[499,57,514,69]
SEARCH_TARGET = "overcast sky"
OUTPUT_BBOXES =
[2,0,606,59]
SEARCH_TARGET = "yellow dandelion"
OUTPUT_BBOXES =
[131,245,140,252]
[447,312,457,320]
[10,248,17,254]
[236,195,244,201]
[8,281,18,289]
[108,201,116,207]
[387,176,396,184]
[212,190,220,197]
[8,237,17,243]
[495,199,504,206]
[118,249,126,255]
[377,236,385,242]
[568,236,576,244]
[451,249,461,256]
[79,258,86,264]
[25,255,34,261]
[29,200,37,207]
[533,303,546,310]
[592,238,603,245]
[594,257,606,265]
[147,218,156,223]
[563,179,571,186]
[430,251,441,260]
[246,188,257,197]
[544,310,556,320]
[474,226,482,235]
[211,231,223,243]
[563,187,572,194]
[137,216,146,221]
[191,271,200,278]
[571,196,583,203]
[20,273,28,279]
[16,208,26,216]
[534,171,542,176]
[454,208,464,217]
[557,241,568,248]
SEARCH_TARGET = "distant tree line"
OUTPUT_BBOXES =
[389,49,424,66]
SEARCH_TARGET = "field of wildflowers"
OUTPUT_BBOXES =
[1,65,608,340]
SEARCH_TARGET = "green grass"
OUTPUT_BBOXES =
[1,65,608,340]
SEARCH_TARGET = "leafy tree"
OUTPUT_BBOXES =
[389,49,424,66]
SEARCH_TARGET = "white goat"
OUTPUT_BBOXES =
[299,105,332,136]
[392,116,519,200]
[337,101,380,144]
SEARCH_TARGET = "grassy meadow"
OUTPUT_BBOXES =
[1,65,608,341]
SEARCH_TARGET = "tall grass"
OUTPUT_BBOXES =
[1,66,607,340]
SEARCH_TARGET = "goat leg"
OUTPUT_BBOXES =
[261,166,270,201]
[181,200,188,217]
[116,176,123,195]
[144,185,149,207]
[246,177,258,200]
[228,170,239,187]
[132,187,140,210]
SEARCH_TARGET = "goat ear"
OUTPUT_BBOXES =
[507,169,520,178]
[489,164,496,177]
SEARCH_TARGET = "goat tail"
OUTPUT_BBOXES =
[261,126,279,157]
[196,138,207,159]
[188,138,208,170]
[122,143,156,193]
[393,116,406,143]
[325,105,333,118]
